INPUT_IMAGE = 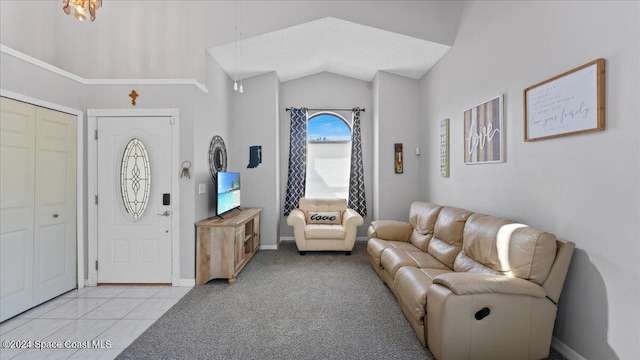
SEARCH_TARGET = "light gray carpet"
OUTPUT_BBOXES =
[117,241,566,360]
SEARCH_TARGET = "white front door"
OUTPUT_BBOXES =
[97,116,173,283]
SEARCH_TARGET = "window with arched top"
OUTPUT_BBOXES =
[305,112,352,199]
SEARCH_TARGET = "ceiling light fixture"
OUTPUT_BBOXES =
[233,1,238,91]
[235,1,244,94]
[62,0,102,22]
[239,29,244,93]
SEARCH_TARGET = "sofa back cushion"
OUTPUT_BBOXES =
[299,198,347,222]
[427,206,473,269]
[408,202,443,251]
[454,213,557,285]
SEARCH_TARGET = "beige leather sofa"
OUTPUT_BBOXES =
[287,198,364,255]
[367,201,574,360]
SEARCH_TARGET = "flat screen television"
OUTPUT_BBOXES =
[216,171,241,216]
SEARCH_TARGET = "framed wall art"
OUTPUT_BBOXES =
[440,118,449,177]
[463,95,504,164]
[524,58,605,141]
[394,143,403,174]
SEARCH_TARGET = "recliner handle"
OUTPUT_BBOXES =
[475,307,491,320]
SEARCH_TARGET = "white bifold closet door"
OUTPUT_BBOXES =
[0,97,76,322]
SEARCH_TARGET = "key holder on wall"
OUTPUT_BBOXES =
[180,160,191,179]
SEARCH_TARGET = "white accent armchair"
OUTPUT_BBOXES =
[286,198,364,255]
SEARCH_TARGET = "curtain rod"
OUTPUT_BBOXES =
[285,108,365,112]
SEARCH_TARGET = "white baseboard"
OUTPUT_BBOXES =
[552,337,586,360]
[356,236,368,241]
[261,244,278,250]
[175,279,195,287]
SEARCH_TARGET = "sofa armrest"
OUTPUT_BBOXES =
[432,272,546,298]
[367,220,412,242]
[286,209,307,228]
[343,208,364,227]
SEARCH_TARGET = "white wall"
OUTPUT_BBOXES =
[83,84,199,281]
[193,55,233,221]
[0,49,227,282]
[278,72,374,239]
[0,53,85,110]
[190,54,233,278]
[0,51,87,275]
[230,72,281,248]
[1,1,458,83]
[372,71,421,221]
[0,2,56,65]
[419,2,640,359]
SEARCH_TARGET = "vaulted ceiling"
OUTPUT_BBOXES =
[208,17,450,82]
[0,1,460,83]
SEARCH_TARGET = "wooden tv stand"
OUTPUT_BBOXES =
[195,207,262,285]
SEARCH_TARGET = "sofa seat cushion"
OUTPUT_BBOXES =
[304,224,345,239]
[367,239,420,268]
[396,267,453,322]
[380,248,449,278]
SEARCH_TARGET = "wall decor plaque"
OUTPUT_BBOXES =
[464,95,504,164]
[524,59,605,141]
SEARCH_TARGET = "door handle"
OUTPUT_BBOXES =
[156,210,171,217]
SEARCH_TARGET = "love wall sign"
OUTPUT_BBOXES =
[463,95,504,164]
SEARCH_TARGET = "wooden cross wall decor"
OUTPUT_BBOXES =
[129,90,139,106]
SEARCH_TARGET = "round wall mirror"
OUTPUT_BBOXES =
[208,135,227,181]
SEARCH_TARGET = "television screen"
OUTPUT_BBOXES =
[217,172,241,215]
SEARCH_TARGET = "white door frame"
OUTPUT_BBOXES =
[0,89,85,289]
[87,108,180,286]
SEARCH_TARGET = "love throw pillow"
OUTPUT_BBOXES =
[307,211,342,225]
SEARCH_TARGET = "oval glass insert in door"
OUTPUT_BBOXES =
[120,138,151,220]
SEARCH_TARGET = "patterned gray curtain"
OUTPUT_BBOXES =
[284,108,308,215]
[348,108,367,216]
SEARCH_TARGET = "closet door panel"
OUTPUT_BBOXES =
[33,107,76,304]
[0,97,36,321]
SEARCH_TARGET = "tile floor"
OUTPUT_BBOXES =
[0,285,192,360]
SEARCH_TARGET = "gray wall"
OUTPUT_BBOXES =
[278,72,373,239]
[229,72,281,248]
[191,54,234,275]
[419,2,640,359]
[372,71,421,221]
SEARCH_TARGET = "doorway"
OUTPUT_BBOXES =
[88,109,180,285]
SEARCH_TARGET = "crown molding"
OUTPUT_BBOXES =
[0,44,208,93]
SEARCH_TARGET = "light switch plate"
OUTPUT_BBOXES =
[198,183,206,194]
